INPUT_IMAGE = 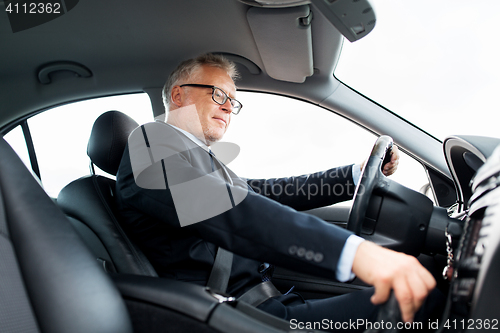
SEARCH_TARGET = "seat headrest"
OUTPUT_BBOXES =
[87,111,139,176]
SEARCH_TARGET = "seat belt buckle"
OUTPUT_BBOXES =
[259,262,275,282]
[206,287,237,304]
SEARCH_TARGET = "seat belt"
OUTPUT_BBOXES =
[206,247,233,293]
[207,250,282,307]
[206,150,235,293]
[237,280,282,307]
[206,149,282,304]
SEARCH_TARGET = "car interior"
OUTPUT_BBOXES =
[2,0,500,332]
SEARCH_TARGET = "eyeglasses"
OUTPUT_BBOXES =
[179,84,243,115]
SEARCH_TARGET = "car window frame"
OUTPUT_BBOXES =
[2,93,155,197]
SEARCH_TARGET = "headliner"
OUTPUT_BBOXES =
[0,0,343,128]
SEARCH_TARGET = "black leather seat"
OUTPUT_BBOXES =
[0,137,133,333]
[57,110,157,276]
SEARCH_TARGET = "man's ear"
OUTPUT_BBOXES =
[170,86,183,107]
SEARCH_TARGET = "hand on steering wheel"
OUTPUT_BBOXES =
[348,135,395,235]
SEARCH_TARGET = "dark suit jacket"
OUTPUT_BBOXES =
[116,121,356,296]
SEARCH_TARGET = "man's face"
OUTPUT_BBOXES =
[183,66,236,144]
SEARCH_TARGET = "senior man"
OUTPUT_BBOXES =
[116,53,438,330]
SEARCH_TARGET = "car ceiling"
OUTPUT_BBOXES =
[1,0,454,177]
[0,0,344,129]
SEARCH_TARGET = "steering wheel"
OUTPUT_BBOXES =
[347,135,394,235]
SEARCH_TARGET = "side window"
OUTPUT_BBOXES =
[223,92,430,201]
[4,93,153,197]
[4,125,33,173]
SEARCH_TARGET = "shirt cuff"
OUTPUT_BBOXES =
[335,234,365,282]
[352,164,362,186]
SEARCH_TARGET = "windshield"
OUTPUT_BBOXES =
[335,0,500,141]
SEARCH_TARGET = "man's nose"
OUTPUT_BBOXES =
[221,99,233,113]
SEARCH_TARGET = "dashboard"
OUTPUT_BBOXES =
[442,135,500,330]
[444,135,500,212]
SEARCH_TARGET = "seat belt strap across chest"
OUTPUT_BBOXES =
[205,149,281,305]
[206,150,234,293]
[206,247,233,293]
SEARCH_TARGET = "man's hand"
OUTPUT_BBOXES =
[382,145,399,176]
[360,145,400,177]
[351,241,436,323]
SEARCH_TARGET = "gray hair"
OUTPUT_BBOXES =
[162,53,240,110]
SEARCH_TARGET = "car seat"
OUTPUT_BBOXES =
[52,112,300,333]
[0,137,133,333]
[57,110,157,276]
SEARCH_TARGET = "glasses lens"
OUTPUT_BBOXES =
[231,100,242,114]
[212,87,226,105]
[212,86,242,114]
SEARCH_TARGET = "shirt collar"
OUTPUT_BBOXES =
[165,122,210,152]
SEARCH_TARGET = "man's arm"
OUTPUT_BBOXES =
[352,241,436,323]
[246,165,356,211]
[246,145,400,211]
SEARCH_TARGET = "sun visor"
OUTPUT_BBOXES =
[247,5,314,83]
